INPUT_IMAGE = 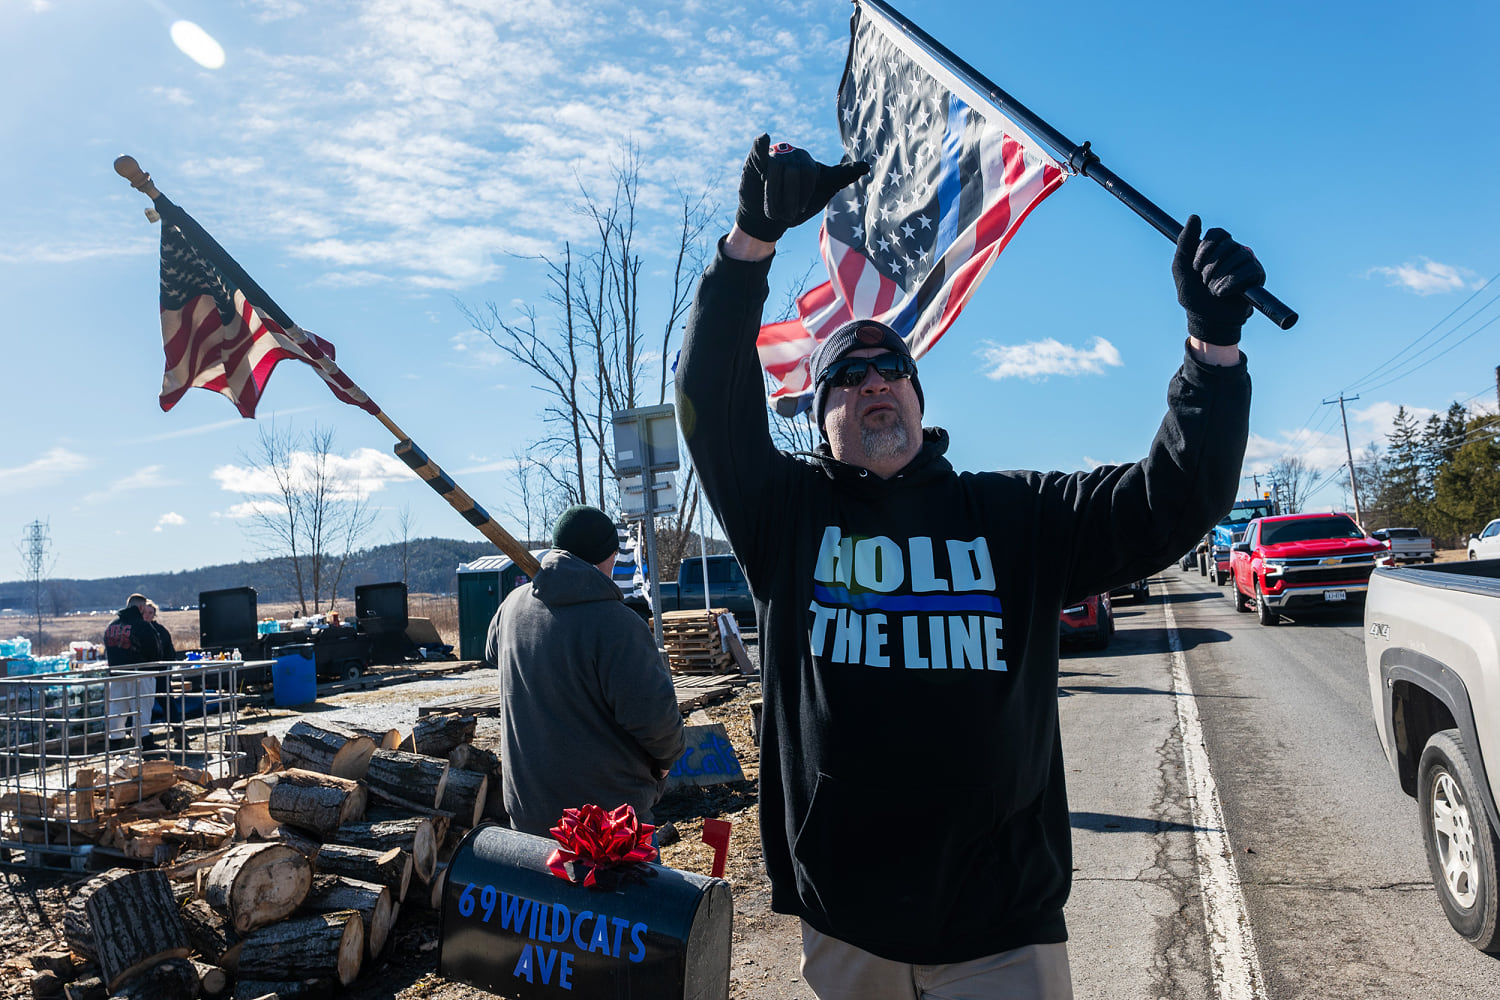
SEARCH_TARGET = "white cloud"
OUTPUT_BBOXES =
[1243,429,1350,475]
[153,512,187,532]
[0,448,89,494]
[155,0,833,289]
[84,465,179,504]
[1368,258,1477,296]
[976,337,1123,381]
[212,446,416,499]
[1351,400,1439,434]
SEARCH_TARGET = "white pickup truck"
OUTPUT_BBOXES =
[1370,526,1436,564]
[1365,559,1500,952]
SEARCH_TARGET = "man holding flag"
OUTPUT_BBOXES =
[676,9,1266,992]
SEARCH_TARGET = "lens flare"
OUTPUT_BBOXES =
[170,20,225,69]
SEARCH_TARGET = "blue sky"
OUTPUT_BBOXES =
[2,0,1497,584]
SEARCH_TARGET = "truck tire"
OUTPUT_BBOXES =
[1418,729,1500,952]
[1198,552,1209,577]
[336,659,363,681]
[1213,568,1227,587]
[1087,602,1114,650]
[1255,581,1279,625]
[1233,581,1250,612]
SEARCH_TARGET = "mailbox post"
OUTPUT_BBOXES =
[612,404,679,649]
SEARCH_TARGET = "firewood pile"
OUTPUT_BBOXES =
[656,609,749,675]
[18,712,499,999]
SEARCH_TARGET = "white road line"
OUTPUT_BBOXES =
[1161,585,1267,1000]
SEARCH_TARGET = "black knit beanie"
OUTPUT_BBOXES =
[809,319,924,437]
[552,505,618,564]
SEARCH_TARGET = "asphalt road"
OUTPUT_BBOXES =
[1063,567,1500,999]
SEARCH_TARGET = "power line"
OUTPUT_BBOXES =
[1341,267,1500,395]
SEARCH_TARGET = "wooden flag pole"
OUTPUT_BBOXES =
[114,155,541,578]
[857,0,1298,331]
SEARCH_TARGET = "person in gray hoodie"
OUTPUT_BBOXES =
[484,504,686,836]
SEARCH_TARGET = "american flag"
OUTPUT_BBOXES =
[757,0,1068,415]
[158,221,379,418]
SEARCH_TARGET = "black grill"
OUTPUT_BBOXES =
[1281,566,1374,586]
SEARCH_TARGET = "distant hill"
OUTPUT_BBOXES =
[0,536,530,613]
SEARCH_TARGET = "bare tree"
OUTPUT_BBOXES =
[241,423,376,614]
[1270,455,1326,514]
[393,503,415,588]
[457,151,716,531]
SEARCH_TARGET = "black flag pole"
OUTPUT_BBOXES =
[114,155,542,577]
[859,0,1298,330]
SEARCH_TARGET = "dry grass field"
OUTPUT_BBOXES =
[2,593,461,658]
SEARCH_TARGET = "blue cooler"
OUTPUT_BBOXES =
[272,644,316,707]
[440,824,732,999]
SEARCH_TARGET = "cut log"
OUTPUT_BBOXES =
[232,729,268,776]
[65,869,133,963]
[104,760,178,809]
[29,952,75,978]
[334,816,437,883]
[411,713,476,757]
[237,909,364,986]
[343,724,401,751]
[407,860,447,912]
[437,768,487,829]
[205,842,313,935]
[265,768,365,837]
[446,742,499,775]
[164,845,236,883]
[364,749,448,810]
[161,781,209,814]
[62,977,105,1000]
[107,957,198,1000]
[181,898,243,969]
[28,969,62,998]
[313,843,411,904]
[243,774,279,804]
[191,960,228,998]
[235,800,279,840]
[81,868,190,990]
[267,824,322,863]
[303,874,395,958]
[280,721,377,780]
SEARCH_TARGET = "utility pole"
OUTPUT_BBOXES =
[1324,394,1363,525]
[19,519,50,648]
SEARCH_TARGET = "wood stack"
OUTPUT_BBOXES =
[658,608,738,673]
[25,714,502,997]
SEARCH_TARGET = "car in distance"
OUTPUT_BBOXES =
[1370,526,1436,564]
[1208,498,1278,586]
[1229,512,1384,625]
[1469,518,1500,560]
[1109,578,1149,602]
[1059,593,1113,650]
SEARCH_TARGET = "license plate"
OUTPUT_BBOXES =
[1325,590,1347,602]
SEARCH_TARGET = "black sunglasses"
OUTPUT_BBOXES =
[816,352,918,390]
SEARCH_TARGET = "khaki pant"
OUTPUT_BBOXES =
[800,921,1074,1000]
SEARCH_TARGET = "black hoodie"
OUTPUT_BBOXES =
[677,246,1250,964]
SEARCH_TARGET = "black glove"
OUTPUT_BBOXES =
[1172,215,1266,346]
[735,133,870,243]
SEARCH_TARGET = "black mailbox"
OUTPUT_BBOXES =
[439,824,732,999]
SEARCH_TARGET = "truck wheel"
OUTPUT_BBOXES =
[1419,729,1500,952]
[1255,582,1279,625]
[1088,602,1114,650]
[1198,552,1208,577]
[1213,569,1226,587]
[1233,582,1250,612]
[337,660,363,681]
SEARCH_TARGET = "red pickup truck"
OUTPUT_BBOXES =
[1229,512,1385,625]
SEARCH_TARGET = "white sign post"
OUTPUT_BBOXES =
[612,404,679,649]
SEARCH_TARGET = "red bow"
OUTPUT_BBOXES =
[547,803,658,887]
